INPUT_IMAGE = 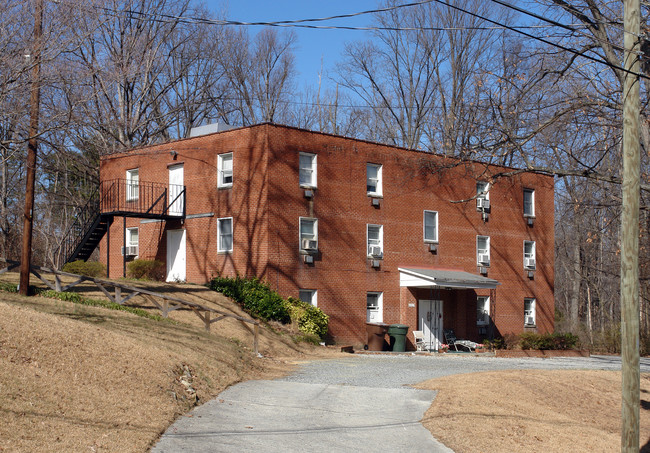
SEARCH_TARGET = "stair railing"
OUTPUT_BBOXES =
[54,189,100,268]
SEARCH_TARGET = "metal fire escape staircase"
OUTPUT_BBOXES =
[56,179,186,267]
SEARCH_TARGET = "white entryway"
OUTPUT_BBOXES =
[166,229,186,282]
[419,299,443,351]
[168,164,184,216]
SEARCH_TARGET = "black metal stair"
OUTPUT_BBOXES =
[56,179,185,268]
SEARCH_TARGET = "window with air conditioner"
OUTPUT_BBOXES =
[476,181,489,210]
[218,153,233,188]
[477,296,490,326]
[126,168,139,201]
[300,217,318,251]
[366,292,383,322]
[423,210,438,243]
[524,298,536,326]
[524,240,536,269]
[299,152,317,188]
[523,188,535,217]
[367,224,383,258]
[122,227,139,257]
[367,163,382,196]
[477,235,490,266]
[299,289,317,307]
[217,217,233,252]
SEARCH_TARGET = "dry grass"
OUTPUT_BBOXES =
[415,370,650,453]
[0,272,343,452]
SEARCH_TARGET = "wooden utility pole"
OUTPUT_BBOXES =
[19,0,44,296]
[621,0,641,450]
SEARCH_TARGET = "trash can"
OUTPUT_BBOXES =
[388,324,409,352]
[365,322,389,351]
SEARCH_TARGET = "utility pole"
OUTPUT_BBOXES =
[19,0,43,296]
[621,0,641,450]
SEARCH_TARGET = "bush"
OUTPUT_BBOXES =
[127,259,165,281]
[208,276,290,324]
[285,297,329,339]
[207,276,329,336]
[519,332,579,350]
[62,260,106,277]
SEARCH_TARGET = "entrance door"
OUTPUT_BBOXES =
[168,164,184,216]
[419,299,443,351]
[166,229,186,282]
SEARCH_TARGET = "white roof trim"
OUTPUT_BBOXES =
[398,267,500,289]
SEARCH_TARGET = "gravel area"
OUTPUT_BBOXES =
[279,354,650,388]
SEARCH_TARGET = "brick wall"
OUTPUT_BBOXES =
[99,124,554,346]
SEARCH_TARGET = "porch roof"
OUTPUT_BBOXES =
[398,267,500,289]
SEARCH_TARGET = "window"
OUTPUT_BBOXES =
[300,217,318,251]
[299,289,317,307]
[218,153,233,188]
[123,227,138,257]
[367,163,382,196]
[367,224,383,257]
[477,235,490,265]
[126,168,139,201]
[477,296,490,325]
[524,298,536,326]
[366,292,383,322]
[523,188,535,217]
[524,240,536,269]
[423,210,438,243]
[299,152,317,187]
[217,217,233,252]
[476,181,489,210]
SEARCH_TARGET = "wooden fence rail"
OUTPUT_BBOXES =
[0,260,260,355]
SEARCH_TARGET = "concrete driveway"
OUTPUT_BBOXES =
[152,354,650,452]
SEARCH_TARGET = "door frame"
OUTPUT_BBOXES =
[418,299,443,351]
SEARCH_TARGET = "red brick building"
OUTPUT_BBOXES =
[98,123,554,347]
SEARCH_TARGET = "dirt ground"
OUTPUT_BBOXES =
[1,271,650,452]
[415,370,650,453]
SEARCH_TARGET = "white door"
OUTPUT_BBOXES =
[169,164,184,216]
[366,292,383,323]
[419,299,443,351]
[166,229,186,282]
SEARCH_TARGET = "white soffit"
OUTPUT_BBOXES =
[398,267,500,289]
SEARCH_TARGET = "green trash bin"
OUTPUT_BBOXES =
[388,324,409,352]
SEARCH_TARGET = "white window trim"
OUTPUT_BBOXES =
[366,163,382,197]
[524,298,536,326]
[366,291,383,322]
[524,240,536,269]
[124,227,139,257]
[523,188,535,217]
[477,181,490,200]
[299,217,318,251]
[299,152,317,188]
[218,152,233,188]
[367,224,384,258]
[423,210,438,243]
[126,168,139,201]
[217,217,233,253]
[477,235,490,266]
[477,296,490,326]
[299,289,318,307]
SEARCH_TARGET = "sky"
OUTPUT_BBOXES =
[205,1,380,88]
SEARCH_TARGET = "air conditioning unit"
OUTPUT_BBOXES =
[526,316,535,325]
[371,259,381,268]
[527,217,534,226]
[304,189,314,198]
[368,246,382,257]
[303,254,314,264]
[477,198,490,210]
[428,243,438,253]
[524,257,536,269]
[301,239,318,250]
[371,198,381,207]
[479,266,488,275]
[478,253,490,265]
[121,246,138,256]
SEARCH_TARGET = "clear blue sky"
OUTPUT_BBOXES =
[205,1,380,88]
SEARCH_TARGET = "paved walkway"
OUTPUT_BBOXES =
[153,354,650,452]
